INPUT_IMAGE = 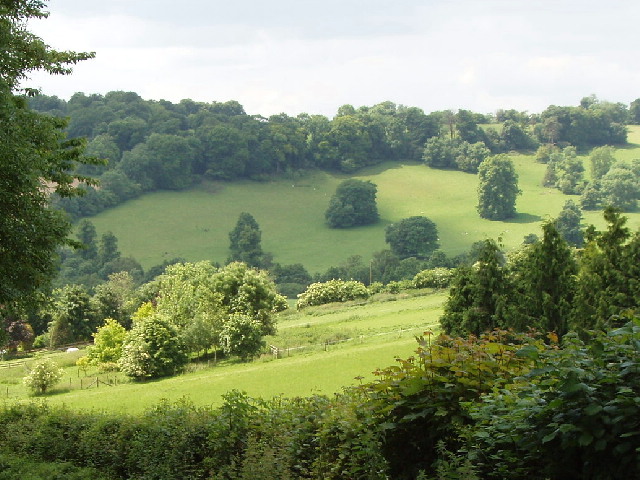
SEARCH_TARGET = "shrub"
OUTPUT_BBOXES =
[23,358,64,395]
[119,314,188,379]
[86,318,126,365]
[296,279,370,309]
[221,314,265,361]
[413,267,456,289]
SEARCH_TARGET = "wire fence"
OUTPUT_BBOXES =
[268,323,436,359]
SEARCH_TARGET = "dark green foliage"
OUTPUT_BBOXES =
[422,136,459,169]
[0,452,110,480]
[0,1,98,308]
[499,120,538,151]
[385,216,440,259]
[76,219,98,260]
[573,208,640,330]
[477,154,520,220]
[1,317,639,480]
[580,180,602,210]
[228,212,266,268]
[422,136,489,173]
[364,330,539,479]
[630,97,640,124]
[48,284,99,346]
[468,318,640,480]
[271,262,312,298]
[536,100,628,147]
[440,240,506,336]
[325,179,379,228]
[506,222,577,336]
[555,200,584,246]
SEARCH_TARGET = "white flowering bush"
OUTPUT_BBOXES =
[297,279,370,309]
[23,358,64,395]
[119,313,188,379]
[220,314,265,361]
[413,267,456,289]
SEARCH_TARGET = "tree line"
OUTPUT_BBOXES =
[28,90,637,220]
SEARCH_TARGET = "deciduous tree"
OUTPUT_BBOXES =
[0,0,97,307]
[477,155,520,220]
[385,216,439,259]
[325,179,379,228]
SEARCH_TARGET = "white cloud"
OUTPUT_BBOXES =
[25,0,640,116]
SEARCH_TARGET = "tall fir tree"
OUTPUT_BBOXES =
[228,212,266,268]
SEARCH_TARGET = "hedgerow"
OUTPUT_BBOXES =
[0,316,638,479]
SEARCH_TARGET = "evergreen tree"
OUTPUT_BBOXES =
[98,232,121,265]
[440,239,506,336]
[555,200,584,247]
[506,222,577,336]
[573,208,639,330]
[228,212,266,268]
[76,219,98,260]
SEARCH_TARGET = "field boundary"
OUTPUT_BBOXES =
[268,323,437,358]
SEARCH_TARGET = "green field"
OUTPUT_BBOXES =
[0,291,445,413]
[88,129,640,274]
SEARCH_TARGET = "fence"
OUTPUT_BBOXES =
[268,325,430,359]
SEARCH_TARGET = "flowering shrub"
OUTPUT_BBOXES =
[297,280,370,309]
[23,358,64,395]
[413,267,456,289]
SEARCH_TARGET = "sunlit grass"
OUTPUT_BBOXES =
[0,291,446,413]
[89,132,640,275]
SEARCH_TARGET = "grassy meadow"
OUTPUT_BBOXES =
[0,290,445,413]
[88,127,640,274]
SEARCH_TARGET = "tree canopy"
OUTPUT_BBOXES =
[325,179,379,228]
[0,0,98,307]
[476,154,521,220]
[385,216,439,259]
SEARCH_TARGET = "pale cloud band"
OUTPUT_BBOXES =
[28,0,640,117]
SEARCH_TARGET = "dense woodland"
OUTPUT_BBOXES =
[1,1,640,479]
[30,90,635,219]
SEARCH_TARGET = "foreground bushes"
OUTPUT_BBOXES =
[1,317,638,479]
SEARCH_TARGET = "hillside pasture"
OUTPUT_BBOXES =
[88,131,640,274]
[0,291,445,413]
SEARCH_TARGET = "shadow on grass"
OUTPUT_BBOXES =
[615,142,640,152]
[503,212,542,224]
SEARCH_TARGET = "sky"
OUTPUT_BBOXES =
[27,0,640,118]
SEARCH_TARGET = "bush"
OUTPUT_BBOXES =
[467,318,640,479]
[119,314,188,379]
[413,267,456,289]
[86,318,126,365]
[23,358,64,395]
[297,279,370,309]
[221,314,265,361]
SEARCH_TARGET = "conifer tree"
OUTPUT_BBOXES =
[228,212,266,268]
